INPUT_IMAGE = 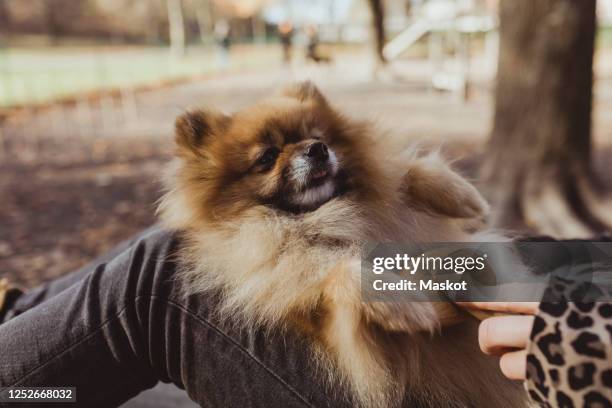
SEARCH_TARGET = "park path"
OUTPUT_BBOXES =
[1,53,497,165]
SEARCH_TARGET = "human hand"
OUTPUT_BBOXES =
[458,302,538,380]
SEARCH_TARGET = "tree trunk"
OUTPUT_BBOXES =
[167,0,186,56]
[482,0,606,238]
[0,0,9,29]
[44,0,62,41]
[195,0,214,44]
[405,0,412,18]
[368,0,386,64]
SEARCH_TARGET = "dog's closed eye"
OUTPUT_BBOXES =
[256,147,280,170]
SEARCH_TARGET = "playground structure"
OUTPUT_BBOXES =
[383,0,498,97]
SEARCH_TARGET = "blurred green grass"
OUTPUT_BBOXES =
[0,45,280,108]
[2,26,611,109]
[599,26,612,48]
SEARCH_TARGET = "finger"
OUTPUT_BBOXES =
[479,315,534,355]
[459,302,538,314]
[499,349,527,380]
[457,302,538,315]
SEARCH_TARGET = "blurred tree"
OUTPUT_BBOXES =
[368,0,386,64]
[482,0,608,237]
[194,0,214,43]
[0,0,171,42]
[0,1,8,29]
[44,0,70,40]
[167,0,186,55]
[404,0,412,17]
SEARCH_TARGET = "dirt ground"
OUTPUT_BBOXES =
[0,155,166,285]
[2,52,612,288]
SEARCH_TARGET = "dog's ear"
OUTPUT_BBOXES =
[401,156,489,219]
[175,109,229,156]
[280,81,328,106]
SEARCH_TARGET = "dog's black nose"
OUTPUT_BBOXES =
[306,142,329,160]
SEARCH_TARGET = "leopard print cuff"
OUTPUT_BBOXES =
[526,276,612,407]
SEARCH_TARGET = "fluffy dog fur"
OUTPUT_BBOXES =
[159,82,527,408]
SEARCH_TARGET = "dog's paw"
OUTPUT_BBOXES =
[402,156,490,220]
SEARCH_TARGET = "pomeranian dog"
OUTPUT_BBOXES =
[159,82,527,408]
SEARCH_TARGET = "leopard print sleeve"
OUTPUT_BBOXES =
[526,276,612,407]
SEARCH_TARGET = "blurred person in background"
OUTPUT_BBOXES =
[278,20,294,65]
[305,24,331,64]
[214,19,231,70]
